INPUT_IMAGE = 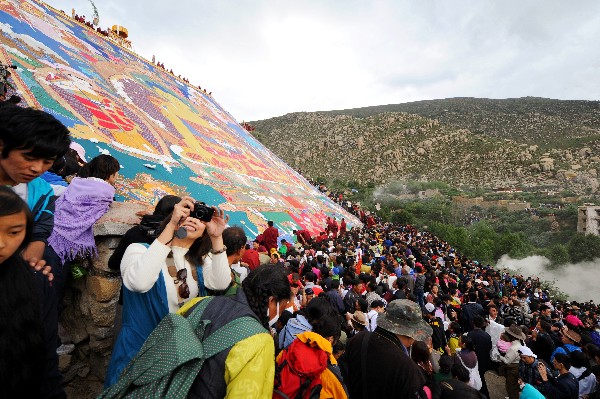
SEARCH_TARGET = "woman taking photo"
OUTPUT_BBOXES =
[105,196,231,387]
[0,187,64,398]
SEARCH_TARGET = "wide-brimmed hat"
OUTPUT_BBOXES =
[505,324,527,341]
[562,327,581,344]
[377,299,432,341]
[352,311,368,327]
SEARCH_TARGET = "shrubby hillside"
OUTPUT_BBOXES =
[252,98,600,195]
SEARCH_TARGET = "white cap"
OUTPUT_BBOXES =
[518,346,537,358]
[424,303,435,313]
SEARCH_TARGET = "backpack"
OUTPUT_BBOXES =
[273,338,328,399]
[99,297,265,399]
[456,354,482,391]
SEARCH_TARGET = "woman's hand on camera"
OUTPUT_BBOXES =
[170,197,194,227]
[204,207,229,238]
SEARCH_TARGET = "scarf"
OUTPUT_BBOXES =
[48,177,115,263]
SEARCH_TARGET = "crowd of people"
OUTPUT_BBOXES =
[67,8,132,49]
[1,102,600,399]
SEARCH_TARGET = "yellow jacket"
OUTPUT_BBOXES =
[178,297,275,399]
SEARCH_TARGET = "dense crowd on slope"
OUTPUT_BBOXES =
[1,104,600,399]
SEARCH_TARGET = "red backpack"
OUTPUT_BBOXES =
[273,338,328,399]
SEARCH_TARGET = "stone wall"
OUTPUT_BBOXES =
[59,202,145,398]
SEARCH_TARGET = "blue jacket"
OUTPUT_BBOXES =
[26,177,56,244]
[104,270,169,388]
[520,383,545,399]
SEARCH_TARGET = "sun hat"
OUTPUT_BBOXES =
[505,324,527,341]
[562,327,581,344]
[352,311,368,327]
[376,299,433,341]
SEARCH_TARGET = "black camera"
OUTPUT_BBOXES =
[138,214,164,238]
[191,202,214,222]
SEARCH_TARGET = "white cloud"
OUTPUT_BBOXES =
[46,0,600,120]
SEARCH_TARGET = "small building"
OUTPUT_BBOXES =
[578,206,600,235]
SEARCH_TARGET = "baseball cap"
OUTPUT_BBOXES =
[377,299,433,341]
[424,303,435,314]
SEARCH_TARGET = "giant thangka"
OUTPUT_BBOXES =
[0,0,361,237]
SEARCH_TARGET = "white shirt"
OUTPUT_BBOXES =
[121,240,230,313]
[12,183,28,201]
[366,309,379,332]
[231,262,248,282]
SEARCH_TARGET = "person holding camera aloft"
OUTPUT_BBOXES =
[105,196,231,388]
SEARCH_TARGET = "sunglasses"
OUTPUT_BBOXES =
[176,268,190,299]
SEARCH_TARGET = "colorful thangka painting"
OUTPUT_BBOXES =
[0,0,361,237]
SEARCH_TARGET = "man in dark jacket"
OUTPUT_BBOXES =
[460,292,485,333]
[341,299,433,399]
[468,316,492,398]
[344,278,364,314]
[538,353,579,399]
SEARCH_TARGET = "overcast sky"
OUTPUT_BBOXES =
[46,0,600,121]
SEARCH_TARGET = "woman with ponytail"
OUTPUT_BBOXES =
[0,187,65,398]
[102,264,291,398]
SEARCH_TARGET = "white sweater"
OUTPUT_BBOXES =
[121,240,231,312]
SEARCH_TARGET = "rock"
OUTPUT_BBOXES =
[94,244,116,273]
[61,307,90,344]
[86,325,114,340]
[103,236,123,249]
[590,169,597,177]
[89,297,118,327]
[89,352,111,381]
[77,365,91,378]
[579,147,592,158]
[62,361,87,384]
[86,275,121,302]
[58,354,72,373]
[89,336,114,353]
[416,148,426,155]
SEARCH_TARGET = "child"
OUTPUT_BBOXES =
[0,105,71,263]
[497,332,512,355]
[46,154,120,315]
[0,187,65,398]
[447,321,462,355]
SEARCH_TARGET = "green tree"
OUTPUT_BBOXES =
[544,244,569,268]
[567,233,600,263]
[391,209,414,225]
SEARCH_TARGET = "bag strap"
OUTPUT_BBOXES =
[201,315,266,359]
[361,333,371,399]
[456,353,473,371]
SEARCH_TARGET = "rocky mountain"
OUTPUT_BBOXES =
[250,98,600,194]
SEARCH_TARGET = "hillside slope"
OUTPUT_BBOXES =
[323,97,600,147]
[252,101,600,194]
